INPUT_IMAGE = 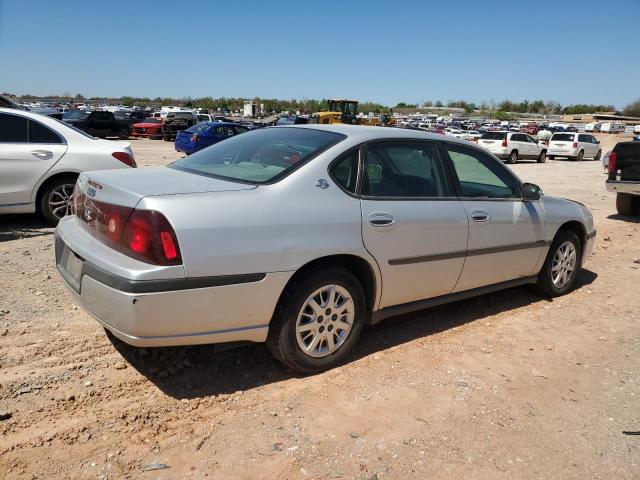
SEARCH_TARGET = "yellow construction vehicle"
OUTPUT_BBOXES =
[308,99,396,127]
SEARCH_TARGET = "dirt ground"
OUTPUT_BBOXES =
[0,133,638,480]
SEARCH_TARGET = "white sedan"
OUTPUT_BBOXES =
[55,125,595,373]
[0,107,135,225]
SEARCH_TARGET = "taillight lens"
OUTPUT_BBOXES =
[572,142,578,149]
[608,151,617,174]
[501,137,508,147]
[75,191,181,265]
[191,133,200,142]
[112,152,137,168]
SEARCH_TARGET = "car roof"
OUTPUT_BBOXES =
[282,123,472,145]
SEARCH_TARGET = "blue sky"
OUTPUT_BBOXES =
[0,0,638,108]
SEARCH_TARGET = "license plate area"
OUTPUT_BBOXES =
[58,245,84,293]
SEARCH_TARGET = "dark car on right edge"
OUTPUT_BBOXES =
[606,141,640,216]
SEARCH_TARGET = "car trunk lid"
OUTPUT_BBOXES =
[76,166,256,208]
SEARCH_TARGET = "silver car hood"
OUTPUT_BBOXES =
[77,166,256,208]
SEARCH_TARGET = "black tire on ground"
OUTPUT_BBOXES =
[507,150,518,164]
[616,193,640,216]
[548,155,555,160]
[537,151,547,163]
[38,175,78,226]
[266,266,366,374]
[576,150,584,162]
[536,229,582,298]
[118,127,129,140]
[594,150,601,161]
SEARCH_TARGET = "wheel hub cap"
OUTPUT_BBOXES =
[551,241,577,289]
[295,284,354,358]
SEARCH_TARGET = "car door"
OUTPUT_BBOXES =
[525,134,541,158]
[442,143,545,292]
[359,140,469,308]
[0,113,67,207]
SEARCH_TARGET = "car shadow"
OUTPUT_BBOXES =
[0,214,53,242]
[607,214,640,223]
[110,269,597,400]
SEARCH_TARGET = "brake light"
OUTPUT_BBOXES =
[608,151,617,173]
[572,142,578,149]
[75,191,181,265]
[501,137,508,147]
[191,133,200,142]
[112,152,137,168]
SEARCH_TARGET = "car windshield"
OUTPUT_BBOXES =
[187,122,214,133]
[551,133,575,142]
[170,127,346,184]
[481,132,506,140]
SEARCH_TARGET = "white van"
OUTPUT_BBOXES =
[601,122,625,134]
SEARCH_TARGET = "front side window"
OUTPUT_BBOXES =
[446,144,520,199]
[0,113,29,142]
[362,141,449,197]
[170,127,345,184]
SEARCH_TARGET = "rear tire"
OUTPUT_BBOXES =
[548,155,555,160]
[536,230,582,297]
[616,193,639,216]
[118,127,129,140]
[537,151,546,163]
[576,150,584,162]
[507,150,518,164]
[38,175,78,226]
[594,150,601,161]
[267,266,366,374]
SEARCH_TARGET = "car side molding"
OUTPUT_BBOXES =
[370,276,538,324]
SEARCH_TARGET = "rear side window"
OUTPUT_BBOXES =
[481,132,506,140]
[446,144,520,199]
[29,121,62,143]
[578,134,590,142]
[330,149,359,194]
[551,133,575,142]
[0,113,29,142]
[362,141,449,197]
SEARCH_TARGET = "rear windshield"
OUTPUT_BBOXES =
[169,112,193,119]
[480,132,506,140]
[170,127,345,184]
[141,118,161,124]
[551,133,575,142]
[187,122,214,133]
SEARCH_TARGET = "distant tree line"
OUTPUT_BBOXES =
[16,92,639,117]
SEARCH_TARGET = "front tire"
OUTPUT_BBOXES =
[507,150,518,164]
[267,266,366,373]
[536,230,582,297]
[38,176,77,226]
[616,193,639,216]
[537,151,546,163]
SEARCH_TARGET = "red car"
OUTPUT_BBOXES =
[131,118,163,139]
[520,124,539,136]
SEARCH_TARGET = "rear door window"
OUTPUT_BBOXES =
[29,120,63,143]
[578,134,590,142]
[362,141,450,198]
[0,113,29,142]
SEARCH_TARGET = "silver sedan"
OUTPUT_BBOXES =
[55,125,595,373]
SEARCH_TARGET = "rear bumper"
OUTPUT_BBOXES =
[54,228,293,347]
[547,147,578,157]
[606,180,640,195]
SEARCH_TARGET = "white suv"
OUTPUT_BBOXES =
[547,133,601,161]
[478,131,547,164]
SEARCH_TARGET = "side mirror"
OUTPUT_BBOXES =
[522,182,541,201]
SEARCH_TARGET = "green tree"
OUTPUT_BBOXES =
[435,100,443,107]
[493,111,509,121]
[622,98,640,117]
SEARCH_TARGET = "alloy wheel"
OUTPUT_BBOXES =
[295,284,354,358]
[551,241,577,289]
[48,184,75,219]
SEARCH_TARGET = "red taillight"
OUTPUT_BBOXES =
[608,151,617,173]
[501,137,508,147]
[112,152,137,168]
[191,133,200,142]
[75,191,181,265]
[572,142,578,149]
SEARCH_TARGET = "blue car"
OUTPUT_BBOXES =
[175,121,249,154]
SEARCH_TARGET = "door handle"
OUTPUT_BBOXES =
[30,150,53,160]
[369,213,395,227]
[471,210,490,222]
